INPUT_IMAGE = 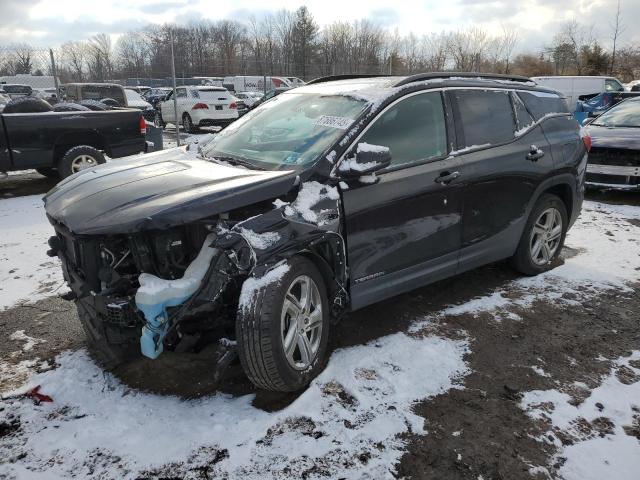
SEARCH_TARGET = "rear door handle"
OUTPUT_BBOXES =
[435,171,461,184]
[527,145,545,162]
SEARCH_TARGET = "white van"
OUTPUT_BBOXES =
[222,76,292,93]
[531,76,625,111]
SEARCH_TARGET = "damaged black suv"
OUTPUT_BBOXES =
[44,73,588,392]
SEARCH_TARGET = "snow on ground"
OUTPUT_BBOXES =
[0,199,638,478]
[0,334,468,479]
[412,200,640,328]
[522,352,640,480]
[0,195,64,310]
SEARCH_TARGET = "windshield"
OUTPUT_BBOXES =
[199,92,367,170]
[592,100,640,127]
[125,90,144,101]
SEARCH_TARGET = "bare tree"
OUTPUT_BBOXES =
[609,0,625,75]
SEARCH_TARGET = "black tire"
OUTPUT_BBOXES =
[510,193,568,276]
[58,145,105,178]
[75,300,141,370]
[154,110,166,128]
[182,113,198,133]
[36,167,60,179]
[236,257,331,392]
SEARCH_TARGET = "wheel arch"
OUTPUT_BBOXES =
[527,174,577,225]
[54,130,106,162]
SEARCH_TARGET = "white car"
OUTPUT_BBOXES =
[159,86,239,132]
[125,88,152,109]
[234,91,263,107]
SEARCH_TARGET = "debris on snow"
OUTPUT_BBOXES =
[0,333,468,479]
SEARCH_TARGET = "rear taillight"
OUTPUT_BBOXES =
[192,102,208,110]
[229,102,237,109]
[583,135,592,152]
[139,116,146,135]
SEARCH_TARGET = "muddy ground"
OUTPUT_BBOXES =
[1,171,639,479]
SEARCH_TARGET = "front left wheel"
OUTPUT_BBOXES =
[236,257,330,392]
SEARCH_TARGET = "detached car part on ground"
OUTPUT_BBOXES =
[44,73,588,392]
[583,97,640,191]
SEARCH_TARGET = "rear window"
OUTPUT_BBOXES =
[80,85,125,105]
[3,85,32,94]
[452,90,516,147]
[199,89,231,99]
[517,91,569,120]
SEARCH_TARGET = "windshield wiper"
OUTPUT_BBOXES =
[208,155,265,171]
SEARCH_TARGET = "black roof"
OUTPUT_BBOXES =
[307,72,533,87]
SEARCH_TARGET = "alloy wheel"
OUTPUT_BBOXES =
[70,154,97,173]
[529,207,563,265]
[280,275,323,370]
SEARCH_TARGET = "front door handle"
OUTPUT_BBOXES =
[435,171,461,184]
[527,145,545,162]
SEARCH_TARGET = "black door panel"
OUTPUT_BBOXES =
[456,125,552,247]
[342,156,464,287]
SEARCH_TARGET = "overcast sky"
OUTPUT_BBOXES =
[0,0,636,53]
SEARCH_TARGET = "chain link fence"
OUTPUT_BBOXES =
[0,44,362,148]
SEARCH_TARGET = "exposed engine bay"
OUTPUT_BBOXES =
[46,186,348,381]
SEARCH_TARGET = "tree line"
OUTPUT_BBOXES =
[1,5,639,84]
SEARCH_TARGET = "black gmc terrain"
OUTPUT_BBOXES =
[44,73,588,392]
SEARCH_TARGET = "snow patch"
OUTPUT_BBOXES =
[0,195,65,310]
[284,181,340,224]
[0,333,468,479]
[522,352,640,480]
[238,263,290,313]
[238,228,281,250]
[9,330,45,352]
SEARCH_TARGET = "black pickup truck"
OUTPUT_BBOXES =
[1,108,147,179]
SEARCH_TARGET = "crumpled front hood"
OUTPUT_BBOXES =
[586,125,640,150]
[44,147,298,235]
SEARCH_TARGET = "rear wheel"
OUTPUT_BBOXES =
[511,194,568,275]
[236,257,330,391]
[154,110,165,128]
[58,145,105,178]
[76,300,141,369]
[182,113,198,134]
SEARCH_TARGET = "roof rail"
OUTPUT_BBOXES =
[393,72,532,88]
[306,74,391,85]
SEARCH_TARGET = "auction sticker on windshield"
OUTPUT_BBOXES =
[314,115,354,129]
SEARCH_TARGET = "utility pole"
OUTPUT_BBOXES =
[49,49,59,94]
[170,29,180,147]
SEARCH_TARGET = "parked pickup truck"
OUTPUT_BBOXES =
[0,108,148,179]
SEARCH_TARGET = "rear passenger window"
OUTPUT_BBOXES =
[517,91,569,120]
[453,90,515,147]
[511,92,535,132]
[360,92,447,167]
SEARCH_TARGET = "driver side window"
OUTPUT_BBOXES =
[605,79,624,92]
[359,92,447,167]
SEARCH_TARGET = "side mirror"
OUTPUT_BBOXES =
[339,143,391,178]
